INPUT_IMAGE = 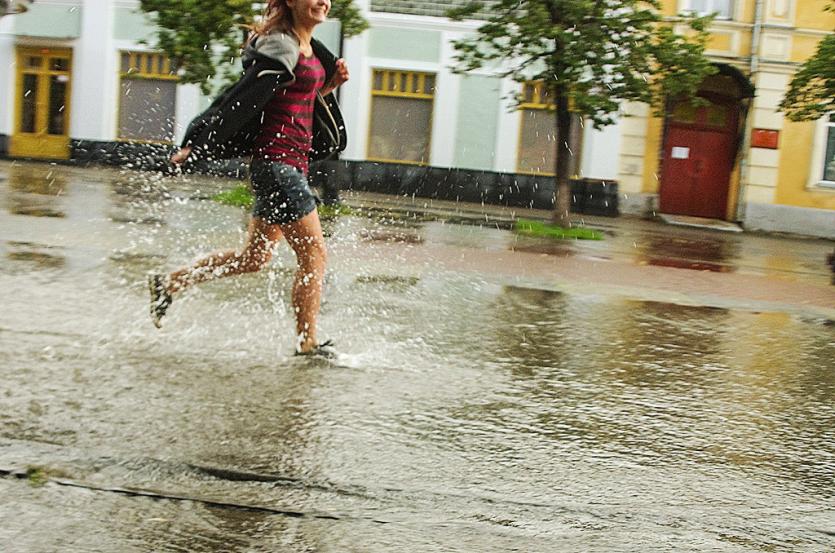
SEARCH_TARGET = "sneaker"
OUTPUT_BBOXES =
[295,340,337,359]
[148,274,172,329]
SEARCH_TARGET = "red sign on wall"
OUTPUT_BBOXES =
[751,128,779,149]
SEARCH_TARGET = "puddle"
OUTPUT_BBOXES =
[108,214,165,225]
[6,166,67,196]
[3,242,65,270]
[635,234,739,273]
[359,229,424,244]
[510,239,576,256]
[1,160,834,552]
[6,203,66,218]
[641,256,733,272]
[354,275,420,289]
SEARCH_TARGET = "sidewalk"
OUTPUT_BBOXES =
[338,190,835,319]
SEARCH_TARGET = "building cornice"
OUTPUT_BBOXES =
[663,15,833,37]
[368,11,482,33]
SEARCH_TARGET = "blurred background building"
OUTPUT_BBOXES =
[0,0,832,237]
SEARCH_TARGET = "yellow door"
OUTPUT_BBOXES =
[10,47,72,160]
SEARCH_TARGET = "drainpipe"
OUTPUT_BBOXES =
[751,0,764,75]
[737,0,765,221]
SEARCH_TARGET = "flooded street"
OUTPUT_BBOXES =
[1,161,834,552]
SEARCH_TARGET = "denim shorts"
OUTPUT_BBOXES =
[250,160,317,225]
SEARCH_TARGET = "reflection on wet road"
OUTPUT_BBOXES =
[1,161,833,551]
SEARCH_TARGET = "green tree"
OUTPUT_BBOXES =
[1,0,31,16]
[449,0,716,227]
[139,0,368,95]
[779,2,834,121]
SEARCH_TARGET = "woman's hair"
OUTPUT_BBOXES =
[250,0,294,37]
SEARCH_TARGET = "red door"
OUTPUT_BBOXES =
[660,97,738,220]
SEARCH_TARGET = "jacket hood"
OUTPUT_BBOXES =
[242,31,300,76]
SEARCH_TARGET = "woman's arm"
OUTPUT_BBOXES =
[171,146,192,165]
[173,61,288,164]
[320,58,349,97]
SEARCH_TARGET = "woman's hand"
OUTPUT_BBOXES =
[171,146,192,165]
[321,59,349,97]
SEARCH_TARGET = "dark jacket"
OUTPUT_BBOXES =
[180,32,347,163]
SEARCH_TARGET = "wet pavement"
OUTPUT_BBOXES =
[1,160,834,552]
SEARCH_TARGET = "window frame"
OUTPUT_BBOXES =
[117,51,178,144]
[516,82,584,177]
[810,112,835,189]
[680,0,735,20]
[517,81,557,176]
[366,68,436,165]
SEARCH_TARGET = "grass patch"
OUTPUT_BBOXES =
[26,466,49,487]
[514,218,603,240]
[212,185,253,209]
[211,186,353,219]
[318,203,355,218]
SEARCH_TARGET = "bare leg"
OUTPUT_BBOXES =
[279,210,327,353]
[167,217,283,295]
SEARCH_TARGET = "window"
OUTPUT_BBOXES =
[518,82,557,174]
[823,113,835,184]
[368,69,435,164]
[683,0,733,19]
[118,52,177,142]
[517,82,583,176]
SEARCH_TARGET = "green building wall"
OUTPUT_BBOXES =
[112,7,157,43]
[368,27,441,62]
[454,75,501,170]
[13,3,82,38]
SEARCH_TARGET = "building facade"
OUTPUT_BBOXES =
[622,0,835,237]
[0,0,200,161]
[0,0,343,165]
[0,0,832,237]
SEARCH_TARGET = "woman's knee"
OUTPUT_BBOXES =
[292,236,327,268]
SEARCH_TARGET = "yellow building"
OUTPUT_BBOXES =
[618,0,835,237]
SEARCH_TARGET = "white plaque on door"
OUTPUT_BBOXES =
[671,147,690,159]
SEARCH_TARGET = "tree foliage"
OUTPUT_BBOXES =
[448,0,716,226]
[328,0,369,37]
[1,0,32,16]
[139,0,368,94]
[449,0,715,125]
[779,2,835,121]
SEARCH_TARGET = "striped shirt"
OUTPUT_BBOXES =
[254,53,326,175]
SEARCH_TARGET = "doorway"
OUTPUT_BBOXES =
[659,94,739,220]
[10,47,72,160]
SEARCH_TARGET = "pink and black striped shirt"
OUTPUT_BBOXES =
[254,53,326,176]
